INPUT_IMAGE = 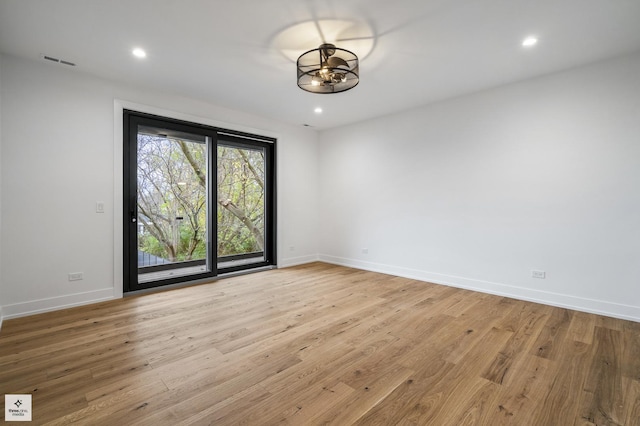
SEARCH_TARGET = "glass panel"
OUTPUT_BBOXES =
[137,126,210,283]
[217,144,266,269]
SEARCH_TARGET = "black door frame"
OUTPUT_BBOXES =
[123,110,277,293]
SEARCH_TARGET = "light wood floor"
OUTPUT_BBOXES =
[1,262,639,425]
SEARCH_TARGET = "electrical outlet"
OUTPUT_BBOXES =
[531,270,546,279]
[362,248,369,254]
[68,272,84,281]
[289,246,295,251]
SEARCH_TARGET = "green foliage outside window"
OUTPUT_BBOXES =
[137,135,264,263]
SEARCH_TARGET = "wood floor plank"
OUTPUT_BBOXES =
[568,310,597,345]
[492,354,555,425]
[1,262,639,425]
[315,364,415,425]
[249,333,400,413]
[622,378,640,426]
[277,381,355,425]
[482,304,549,385]
[578,326,625,425]
[176,384,273,426]
[533,339,593,425]
[622,322,640,382]
[531,307,574,360]
[446,377,502,425]
[352,356,456,425]
[42,379,170,426]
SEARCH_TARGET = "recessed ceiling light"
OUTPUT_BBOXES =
[132,48,147,58]
[522,37,538,47]
[314,107,323,114]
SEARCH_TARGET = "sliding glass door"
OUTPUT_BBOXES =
[124,112,276,292]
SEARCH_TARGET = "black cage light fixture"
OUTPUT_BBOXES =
[297,43,359,94]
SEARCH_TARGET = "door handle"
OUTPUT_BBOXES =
[131,211,137,223]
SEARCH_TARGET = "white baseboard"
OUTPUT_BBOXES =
[4,257,637,324]
[0,254,320,321]
[2,288,116,320]
[278,254,320,268]
[319,254,640,323]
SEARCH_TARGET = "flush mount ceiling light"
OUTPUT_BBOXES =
[522,36,538,47]
[297,43,359,94]
[132,48,147,58]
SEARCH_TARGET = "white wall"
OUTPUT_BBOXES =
[319,52,640,322]
[3,50,639,324]
[0,54,319,319]
[0,53,4,328]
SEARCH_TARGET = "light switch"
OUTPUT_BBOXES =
[96,202,105,213]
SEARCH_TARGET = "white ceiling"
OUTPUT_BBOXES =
[1,0,640,130]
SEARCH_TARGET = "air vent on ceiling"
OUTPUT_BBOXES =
[41,54,76,67]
